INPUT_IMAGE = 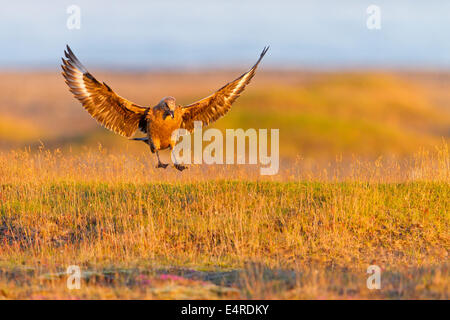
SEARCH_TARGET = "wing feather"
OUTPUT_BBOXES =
[61,45,147,137]
[180,46,269,132]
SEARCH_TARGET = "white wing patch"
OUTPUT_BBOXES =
[229,72,251,99]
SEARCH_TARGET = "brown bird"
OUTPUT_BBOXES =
[61,45,268,170]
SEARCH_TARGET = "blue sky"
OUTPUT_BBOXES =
[1,1,449,70]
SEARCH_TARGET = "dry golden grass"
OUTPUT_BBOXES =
[0,71,449,299]
[0,143,448,299]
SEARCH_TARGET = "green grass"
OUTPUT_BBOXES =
[1,174,448,299]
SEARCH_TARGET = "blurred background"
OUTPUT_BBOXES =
[0,0,449,161]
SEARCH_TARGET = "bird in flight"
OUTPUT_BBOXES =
[61,45,268,171]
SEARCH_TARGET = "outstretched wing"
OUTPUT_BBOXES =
[180,46,269,132]
[61,45,148,137]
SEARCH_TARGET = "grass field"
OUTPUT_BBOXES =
[0,144,448,299]
[0,71,449,299]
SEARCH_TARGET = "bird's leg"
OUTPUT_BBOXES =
[147,129,168,169]
[155,150,169,169]
[171,149,187,171]
[145,121,156,153]
[148,140,155,153]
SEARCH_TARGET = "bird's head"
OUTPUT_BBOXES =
[159,96,176,119]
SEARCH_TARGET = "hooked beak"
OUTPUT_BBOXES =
[163,109,174,120]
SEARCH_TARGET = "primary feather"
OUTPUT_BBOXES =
[180,46,269,132]
[61,45,148,137]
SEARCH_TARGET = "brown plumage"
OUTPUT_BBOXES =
[61,45,268,170]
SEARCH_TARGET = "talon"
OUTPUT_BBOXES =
[156,162,169,169]
[174,164,187,171]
